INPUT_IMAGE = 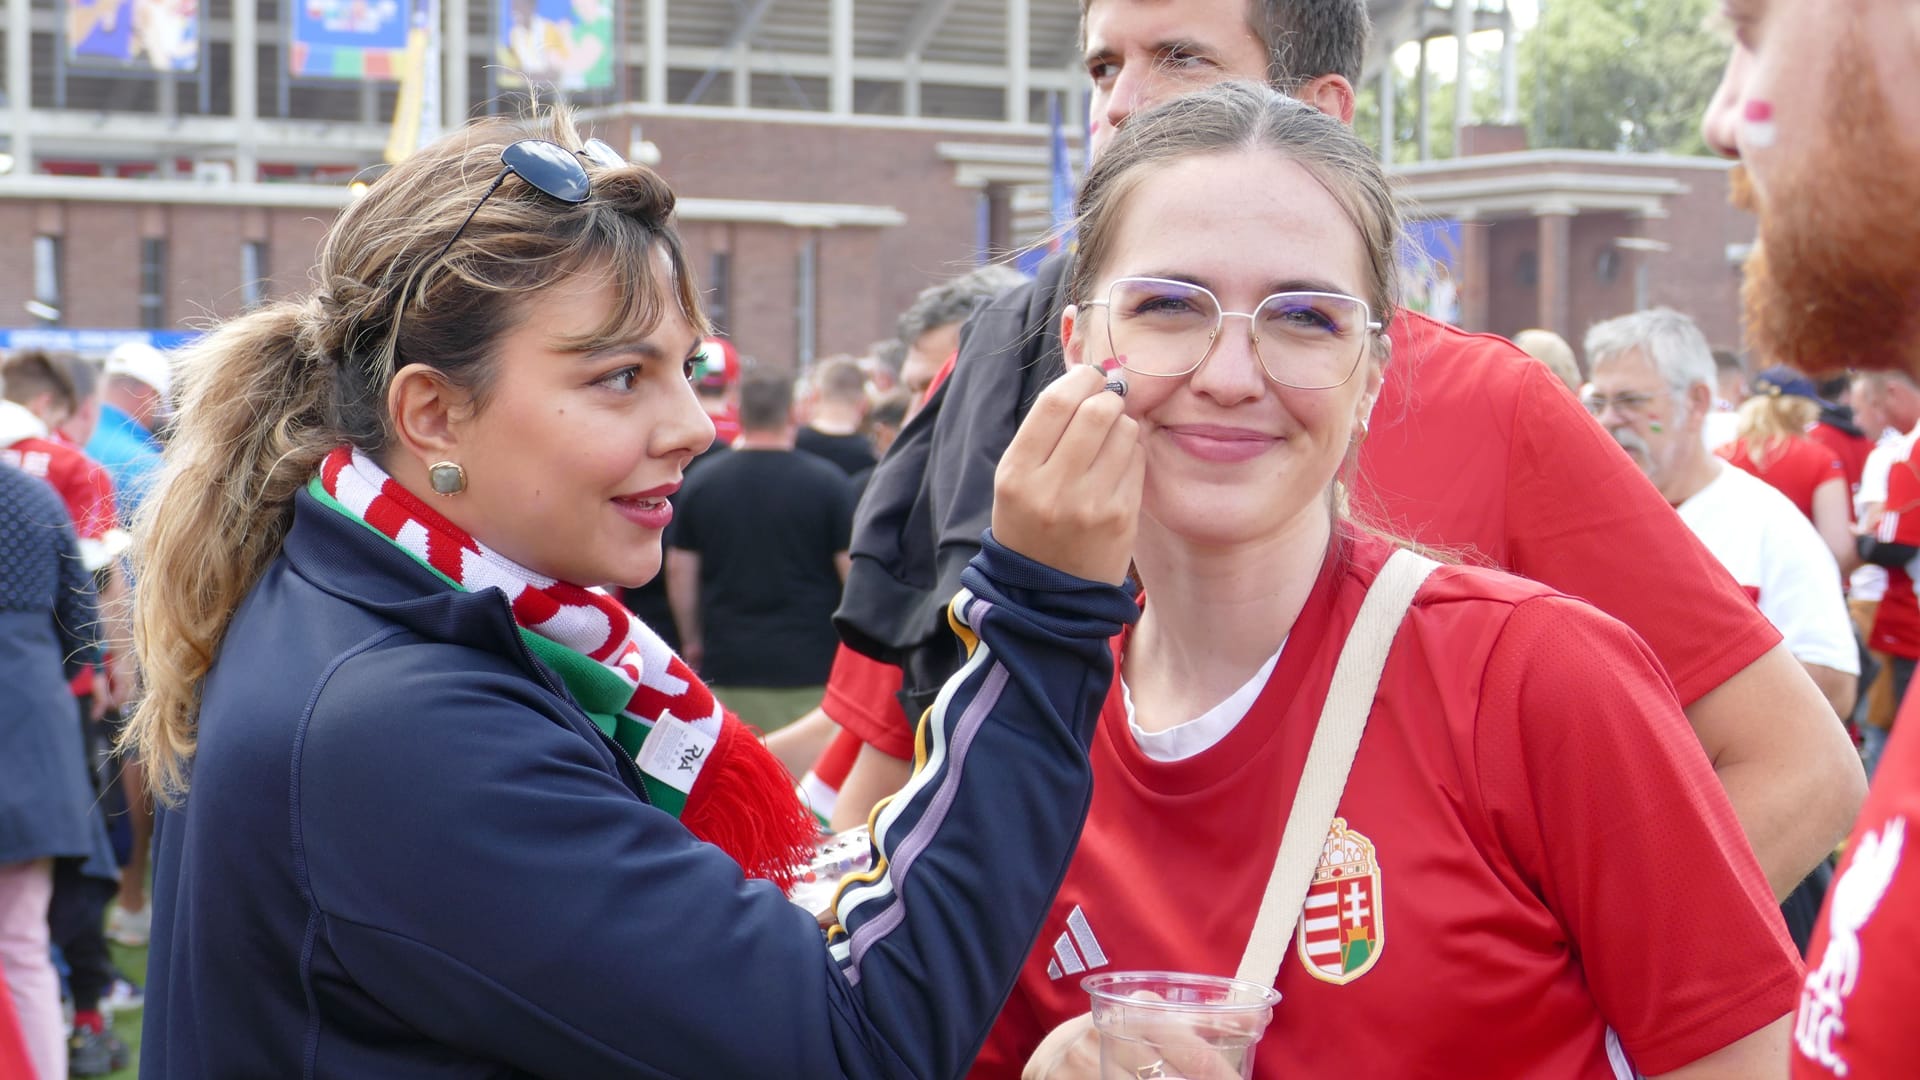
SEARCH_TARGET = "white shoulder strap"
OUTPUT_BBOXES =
[1234,547,1441,988]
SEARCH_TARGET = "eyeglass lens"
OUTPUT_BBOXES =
[1103,278,1370,390]
[1581,392,1651,417]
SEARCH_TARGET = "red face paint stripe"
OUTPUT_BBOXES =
[1744,100,1773,122]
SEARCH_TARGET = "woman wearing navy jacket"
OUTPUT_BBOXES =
[124,111,1143,1078]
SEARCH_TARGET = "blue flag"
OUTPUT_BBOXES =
[1018,93,1077,274]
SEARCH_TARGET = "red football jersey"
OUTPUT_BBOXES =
[1793,693,1920,1077]
[820,643,911,760]
[1356,314,1778,706]
[1718,436,1847,522]
[0,435,117,541]
[1869,441,1920,659]
[973,533,1800,1079]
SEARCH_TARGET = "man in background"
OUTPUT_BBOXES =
[1512,328,1581,395]
[893,265,1029,408]
[796,357,876,476]
[667,371,854,731]
[86,342,168,517]
[1848,371,1920,778]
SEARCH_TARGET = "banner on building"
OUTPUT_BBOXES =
[67,0,200,71]
[0,328,199,354]
[291,0,415,79]
[494,0,613,93]
[1400,218,1462,326]
[385,0,443,162]
[1016,92,1077,276]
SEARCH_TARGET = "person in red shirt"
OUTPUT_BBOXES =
[1717,366,1854,569]
[824,0,1859,906]
[0,352,121,557]
[970,82,1796,1079]
[1701,2,1920,1074]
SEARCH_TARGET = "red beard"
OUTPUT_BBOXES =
[1736,64,1920,375]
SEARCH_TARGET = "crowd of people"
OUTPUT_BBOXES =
[1,0,1917,1076]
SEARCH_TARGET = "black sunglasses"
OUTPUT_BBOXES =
[429,138,628,266]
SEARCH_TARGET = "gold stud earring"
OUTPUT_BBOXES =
[428,460,467,496]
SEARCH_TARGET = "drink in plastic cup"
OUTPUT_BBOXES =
[1083,971,1280,1080]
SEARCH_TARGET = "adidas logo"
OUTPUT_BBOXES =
[1045,905,1108,980]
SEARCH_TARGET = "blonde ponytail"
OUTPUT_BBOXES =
[123,303,341,802]
[1733,390,1818,469]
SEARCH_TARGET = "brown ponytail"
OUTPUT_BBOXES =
[125,303,340,801]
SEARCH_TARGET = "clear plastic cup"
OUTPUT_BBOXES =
[1083,971,1280,1080]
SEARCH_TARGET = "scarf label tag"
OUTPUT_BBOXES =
[635,711,717,796]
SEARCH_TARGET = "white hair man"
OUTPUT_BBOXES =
[1585,309,1857,730]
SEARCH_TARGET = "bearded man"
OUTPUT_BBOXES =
[1702,5,1920,1074]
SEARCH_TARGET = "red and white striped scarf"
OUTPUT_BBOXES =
[312,447,818,888]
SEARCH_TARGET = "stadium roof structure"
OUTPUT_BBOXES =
[3,0,1474,178]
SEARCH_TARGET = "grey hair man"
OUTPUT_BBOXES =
[893,264,1029,405]
[1585,308,1856,730]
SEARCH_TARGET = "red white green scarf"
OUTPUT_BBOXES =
[311,447,818,889]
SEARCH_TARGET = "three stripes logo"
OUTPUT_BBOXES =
[1045,905,1108,980]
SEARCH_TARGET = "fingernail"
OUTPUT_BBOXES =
[1104,375,1128,397]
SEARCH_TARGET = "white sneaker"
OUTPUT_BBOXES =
[101,976,144,1015]
[105,902,151,948]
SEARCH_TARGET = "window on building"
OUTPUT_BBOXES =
[795,234,818,367]
[140,238,168,329]
[242,240,269,308]
[31,236,62,325]
[708,251,731,336]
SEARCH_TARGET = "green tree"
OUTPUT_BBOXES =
[1358,0,1726,160]
[1521,0,1725,154]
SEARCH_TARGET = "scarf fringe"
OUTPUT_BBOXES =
[684,720,822,893]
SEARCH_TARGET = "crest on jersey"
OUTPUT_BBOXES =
[1295,817,1384,984]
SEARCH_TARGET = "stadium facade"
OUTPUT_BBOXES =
[0,0,1757,369]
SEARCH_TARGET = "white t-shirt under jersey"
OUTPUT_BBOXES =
[1124,643,1285,762]
[1677,463,1858,675]
[1853,428,1920,602]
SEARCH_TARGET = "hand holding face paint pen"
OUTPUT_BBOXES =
[992,362,1144,586]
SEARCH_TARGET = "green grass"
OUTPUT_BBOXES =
[102,940,144,1080]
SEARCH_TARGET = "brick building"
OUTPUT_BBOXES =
[0,0,1753,371]
[0,0,1107,367]
[1397,125,1757,365]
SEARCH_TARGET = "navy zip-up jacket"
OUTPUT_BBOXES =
[142,488,1135,1079]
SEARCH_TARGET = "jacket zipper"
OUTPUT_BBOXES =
[501,600,655,808]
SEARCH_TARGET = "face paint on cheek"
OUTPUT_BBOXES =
[1648,421,1664,434]
[1100,355,1126,373]
[1743,100,1777,149]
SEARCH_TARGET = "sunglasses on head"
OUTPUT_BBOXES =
[429,137,629,266]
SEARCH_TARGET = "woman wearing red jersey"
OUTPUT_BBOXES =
[1718,369,1854,570]
[975,82,1799,1080]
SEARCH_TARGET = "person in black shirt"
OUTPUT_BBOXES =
[795,357,876,476]
[667,370,853,731]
